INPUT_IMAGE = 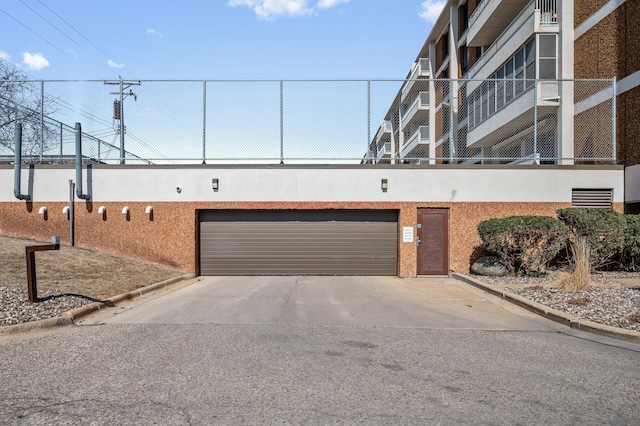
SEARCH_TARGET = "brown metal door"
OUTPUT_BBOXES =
[417,209,449,276]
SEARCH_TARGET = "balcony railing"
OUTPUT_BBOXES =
[537,0,557,25]
[401,91,429,124]
[468,0,492,29]
[401,58,429,102]
[375,120,393,143]
[467,2,535,79]
[377,142,392,158]
[403,126,429,149]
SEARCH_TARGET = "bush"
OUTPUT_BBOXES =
[556,208,626,270]
[557,236,591,291]
[477,216,569,275]
[624,214,640,271]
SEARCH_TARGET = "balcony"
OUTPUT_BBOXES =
[467,83,559,149]
[467,2,535,80]
[401,92,429,127]
[377,142,393,159]
[468,0,531,48]
[401,58,430,103]
[538,0,557,26]
[375,120,393,145]
[401,126,429,158]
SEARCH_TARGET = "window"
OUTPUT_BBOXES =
[473,90,481,128]
[460,47,469,74]
[488,79,496,115]
[442,32,449,59]
[505,58,514,102]
[525,39,535,86]
[538,34,557,79]
[460,3,469,34]
[514,49,524,94]
[496,68,505,109]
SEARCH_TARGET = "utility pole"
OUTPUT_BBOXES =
[104,77,140,164]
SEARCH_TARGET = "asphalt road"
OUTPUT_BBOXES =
[1,276,639,425]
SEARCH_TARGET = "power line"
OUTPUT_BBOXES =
[0,6,68,55]
[18,0,82,48]
[36,0,114,63]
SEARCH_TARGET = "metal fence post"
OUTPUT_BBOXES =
[280,80,284,164]
[612,77,616,163]
[40,80,44,163]
[533,78,538,158]
[202,80,207,164]
[367,80,371,157]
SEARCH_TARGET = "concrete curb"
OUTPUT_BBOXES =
[0,273,196,336]
[452,272,640,343]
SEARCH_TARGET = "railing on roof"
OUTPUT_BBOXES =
[0,78,616,166]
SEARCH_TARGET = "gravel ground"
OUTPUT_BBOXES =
[0,287,100,326]
[475,271,640,332]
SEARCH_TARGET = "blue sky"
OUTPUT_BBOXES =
[0,0,446,80]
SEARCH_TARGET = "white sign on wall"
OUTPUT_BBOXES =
[402,226,414,243]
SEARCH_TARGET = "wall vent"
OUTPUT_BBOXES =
[571,189,613,208]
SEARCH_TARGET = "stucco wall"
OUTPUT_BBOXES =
[0,165,625,276]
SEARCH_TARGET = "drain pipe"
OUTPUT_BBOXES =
[13,122,31,201]
[75,122,91,200]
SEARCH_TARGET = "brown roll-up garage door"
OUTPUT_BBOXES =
[199,210,398,276]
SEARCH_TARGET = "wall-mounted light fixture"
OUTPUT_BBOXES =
[145,205,154,221]
[212,178,219,192]
[381,179,388,192]
[62,206,70,214]
[38,206,48,215]
[122,206,130,221]
[97,206,106,214]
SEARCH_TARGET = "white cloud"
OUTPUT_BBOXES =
[107,59,125,69]
[22,52,49,71]
[0,51,10,61]
[229,0,347,20]
[419,0,446,23]
[147,27,164,38]
[317,0,350,9]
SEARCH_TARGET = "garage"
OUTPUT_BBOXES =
[199,209,398,275]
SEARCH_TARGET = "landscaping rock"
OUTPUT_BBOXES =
[471,256,508,277]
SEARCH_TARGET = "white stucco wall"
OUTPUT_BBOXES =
[625,165,640,203]
[0,165,625,204]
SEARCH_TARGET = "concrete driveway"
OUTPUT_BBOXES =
[7,276,640,424]
[87,276,554,331]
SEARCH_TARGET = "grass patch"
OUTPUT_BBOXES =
[0,236,185,300]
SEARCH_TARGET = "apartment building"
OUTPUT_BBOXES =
[369,0,639,171]
[1,1,633,277]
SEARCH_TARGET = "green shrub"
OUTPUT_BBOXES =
[624,214,640,271]
[556,208,626,270]
[477,216,569,275]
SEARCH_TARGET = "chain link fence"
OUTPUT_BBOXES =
[1,78,616,165]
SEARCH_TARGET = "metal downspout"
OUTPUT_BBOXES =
[13,122,31,201]
[75,122,91,200]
